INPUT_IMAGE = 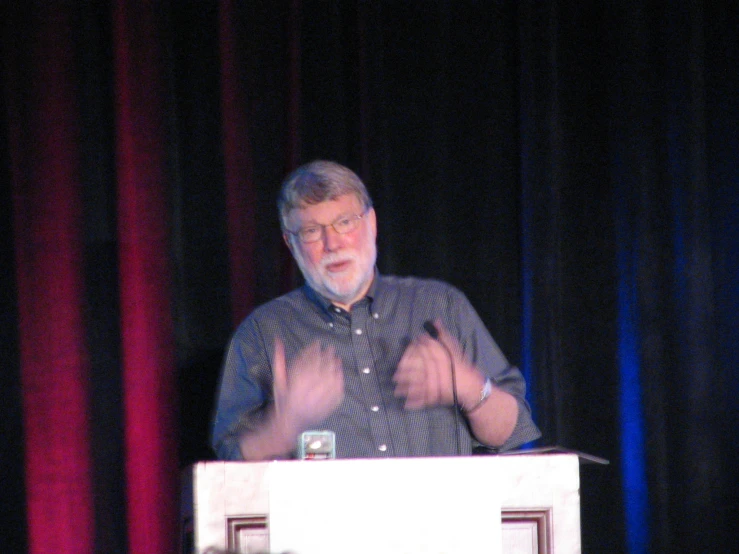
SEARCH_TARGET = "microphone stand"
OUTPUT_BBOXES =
[423,321,462,456]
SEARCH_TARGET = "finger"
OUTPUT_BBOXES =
[409,335,440,404]
[400,367,427,408]
[323,346,345,391]
[404,382,426,409]
[393,344,420,388]
[292,341,321,378]
[394,341,426,403]
[272,338,287,408]
[392,362,412,397]
[425,344,441,405]
[302,340,322,364]
[321,345,341,374]
[393,377,410,399]
[432,319,463,360]
[392,347,412,383]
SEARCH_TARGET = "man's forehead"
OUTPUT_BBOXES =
[288,194,362,222]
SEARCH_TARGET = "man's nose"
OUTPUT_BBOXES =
[322,224,343,251]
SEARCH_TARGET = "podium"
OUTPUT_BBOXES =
[181,453,584,554]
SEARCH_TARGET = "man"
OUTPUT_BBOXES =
[212,160,540,460]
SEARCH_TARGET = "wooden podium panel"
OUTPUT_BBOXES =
[181,454,581,554]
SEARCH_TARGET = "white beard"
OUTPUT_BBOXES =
[293,241,377,306]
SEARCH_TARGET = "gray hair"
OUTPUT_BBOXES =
[277,160,373,230]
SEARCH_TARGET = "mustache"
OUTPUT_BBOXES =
[320,252,356,269]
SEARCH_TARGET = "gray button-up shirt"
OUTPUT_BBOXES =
[212,274,540,459]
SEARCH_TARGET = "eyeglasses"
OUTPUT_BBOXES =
[288,210,368,244]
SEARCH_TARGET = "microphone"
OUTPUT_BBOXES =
[423,320,462,456]
[422,320,439,339]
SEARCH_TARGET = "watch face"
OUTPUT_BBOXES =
[482,377,493,399]
[464,378,493,414]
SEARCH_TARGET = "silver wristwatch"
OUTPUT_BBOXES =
[464,377,493,414]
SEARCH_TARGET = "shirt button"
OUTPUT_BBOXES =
[371,405,380,412]
[378,444,387,452]
[373,313,379,319]
[355,328,362,335]
[362,367,371,374]
[328,322,334,328]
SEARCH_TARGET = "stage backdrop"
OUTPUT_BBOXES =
[1,2,737,553]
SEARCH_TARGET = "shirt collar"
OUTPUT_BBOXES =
[303,268,380,315]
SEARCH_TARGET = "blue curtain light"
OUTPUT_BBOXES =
[615,156,650,554]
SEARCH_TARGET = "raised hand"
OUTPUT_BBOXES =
[272,338,345,432]
[393,320,484,410]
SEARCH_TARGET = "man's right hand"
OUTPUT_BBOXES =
[238,339,344,461]
[272,338,345,434]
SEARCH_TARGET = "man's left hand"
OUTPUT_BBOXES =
[393,320,485,410]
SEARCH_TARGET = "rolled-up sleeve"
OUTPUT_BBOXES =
[211,319,270,460]
[452,288,541,452]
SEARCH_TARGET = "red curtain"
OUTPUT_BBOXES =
[7,6,95,553]
[113,1,178,553]
[7,3,253,551]
[5,2,739,553]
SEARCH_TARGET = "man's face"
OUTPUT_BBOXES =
[284,193,377,310]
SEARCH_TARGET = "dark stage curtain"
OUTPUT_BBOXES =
[2,1,737,553]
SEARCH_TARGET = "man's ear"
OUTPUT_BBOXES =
[368,207,378,239]
[283,233,294,253]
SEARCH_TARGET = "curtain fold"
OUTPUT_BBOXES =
[218,0,257,327]
[3,2,738,553]
[113,2,178,553]
[6,4,95,553]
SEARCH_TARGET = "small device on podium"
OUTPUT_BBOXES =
[298,430,336,460]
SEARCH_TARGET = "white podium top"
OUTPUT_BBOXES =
[182,454,581,554]
[269,456,503,554]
